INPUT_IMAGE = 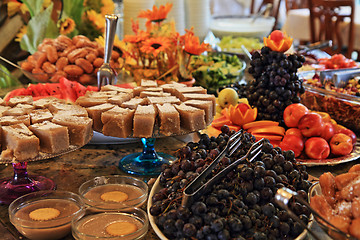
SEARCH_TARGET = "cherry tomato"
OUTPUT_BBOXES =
[270,30,284,42]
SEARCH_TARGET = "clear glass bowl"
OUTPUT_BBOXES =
[72,208,149,240]
[9,190,86,240]
[79,176,148,211]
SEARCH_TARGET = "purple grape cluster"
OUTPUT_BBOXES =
[150,128,312,240]
[246,46,306,124]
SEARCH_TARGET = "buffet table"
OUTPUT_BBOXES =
[282,6,360,50]
[0,131,359,239]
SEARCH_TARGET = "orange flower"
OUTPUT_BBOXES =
[59,18,76,35]
[141,37,171,57]
[183,32,211,55]
[263,30,293,52]
[138,3,173,28]
[124,31,149,44]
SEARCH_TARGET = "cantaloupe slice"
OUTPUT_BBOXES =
[252,133,283,141]
[248,126,285,136]
[242,120,279,130]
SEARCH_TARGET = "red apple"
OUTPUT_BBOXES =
[279,135,304,157]
[336,127,357,146]
[305,137,330,159]
[321,122,335,142]
[283,103,309,128]
[285,128,304,141]
[298,113,324,138]
[330,133,353,156]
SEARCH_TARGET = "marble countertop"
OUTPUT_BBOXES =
[0,132,358,240]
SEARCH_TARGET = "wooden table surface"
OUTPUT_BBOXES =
[0,132,359,240]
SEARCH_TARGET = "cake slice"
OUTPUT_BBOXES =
[174,103,206,131]
[29,121,69,153]
[133,105,156,138]
[100,85,134,96]
[161,82,187,95]
[156,103,180,136]
[85,91,117,98]
[32,97,65,109]
[146,96,180,105]
[75,96,108,107]
[3,104,35,116]
[1,123,39,160]
[174,86,207,101]
[184,100,213,125]
[52,115,93,146]
[7,96,33,107]
[101,106,135,138]
[140,91,171,98]
[121,98,146,109]
[107,93,132,106]
[0,115,30,126]
[86,103,115,132]
[182,94,216,115]
[140,79,158,88]
[0,106,11,116]
[29,109,53,124]
[48,102,88,116]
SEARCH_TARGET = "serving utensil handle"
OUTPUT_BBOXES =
[104,14,119,64]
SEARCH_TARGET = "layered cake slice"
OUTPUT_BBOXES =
[75,96,108,107]
[1,123,40,160]
[48,103,88,116]
[140,79,158,88]
[107,93,132,106]
[121,98,146,109]
[33,97,65,109]
[86,103,115,132]
[146,96,180,105]
[101,106,135,138]
[0,115,30,126]
[161,82,186,95]
[139,91,171,98]
[3,104,35,116]
[29,121,69,153]
[7,96,33,107]
[184,100,213,125]
[174,86,207,101]
[156,103,180,136]
[85,91,118,98]
[29,109,53,124]
[52,115,93,146]
[133,105,156,138]
[100,85,134,96]
[182,94,216,115]
[174,103,206,131]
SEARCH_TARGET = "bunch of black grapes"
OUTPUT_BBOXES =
[246,46,306,123]
[150,127,312,240]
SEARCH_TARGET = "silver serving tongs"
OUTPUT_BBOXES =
[275,187,357,240]
[97,14,118,90]
[182,132,264,207]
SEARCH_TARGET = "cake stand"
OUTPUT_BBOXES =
[0,145,81,205]
[119,137,176,176]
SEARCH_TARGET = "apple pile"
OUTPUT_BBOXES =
[280,103,357,159]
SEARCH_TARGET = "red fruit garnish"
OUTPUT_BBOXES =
[270,30,284,42]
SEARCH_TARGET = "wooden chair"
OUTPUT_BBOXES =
[285,0,308,11]
[250,0,282,31]
[307,0,355,58]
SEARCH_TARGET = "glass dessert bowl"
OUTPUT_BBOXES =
[79,176,148,211]
[72,208,149,240]
[9,190,86,240]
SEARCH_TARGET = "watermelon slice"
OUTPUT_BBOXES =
[59,77,79,103]
[44,83,62,96]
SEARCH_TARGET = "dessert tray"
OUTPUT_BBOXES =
[147,176,313,240]
[297,139,360,167]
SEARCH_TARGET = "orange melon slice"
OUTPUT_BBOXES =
[242,120,279,130]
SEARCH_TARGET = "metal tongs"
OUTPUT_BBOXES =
[275,187,357,240]
[297,40,333,53]
[252,3,273,23]
[181,131,264,207]
[97,14,118,90]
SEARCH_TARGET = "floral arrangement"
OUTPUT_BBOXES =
[120,3,211,83]
[6,0,115,54]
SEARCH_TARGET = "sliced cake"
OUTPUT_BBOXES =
[101,106,135,138]
[174,86,207,101]
[0,106,11,116]
[133,105,156,138]
[146,96,181,105]
[174,103,206,131]
[100,85,134,96]
[86,103,115,132]
[32,97,65,109]
[156,103,180,136]
[29,109,53,124]
[140,91,171,98]
[161,82,186,95]
[0,115,30,126]
[75,96,108,107]
[3,104,35,116]
[52,115,93,146]
[140,79,158,88]
[107,93,132,106]
[85,91,117,98]
[48,102,88,116]
[7,96,33,107]
[182,94,216,115]
[29,121,69,153]
[121,98,147,109]
[1,123,39,160]
[184,100,213,125]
